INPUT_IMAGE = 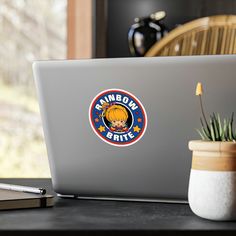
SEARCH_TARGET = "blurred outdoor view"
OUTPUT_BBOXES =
[0,0,67,177]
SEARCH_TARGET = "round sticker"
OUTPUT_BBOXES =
[89,89,147,147]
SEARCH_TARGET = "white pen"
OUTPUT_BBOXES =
[0,183,46,195]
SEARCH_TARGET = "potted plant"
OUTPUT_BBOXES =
[188,83,236,221]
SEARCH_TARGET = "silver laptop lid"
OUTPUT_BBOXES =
[33,55,236,201]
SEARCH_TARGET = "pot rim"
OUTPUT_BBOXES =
[189,140,236,152]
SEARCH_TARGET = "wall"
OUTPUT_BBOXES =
[107,0,236,57]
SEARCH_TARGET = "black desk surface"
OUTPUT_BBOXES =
[1,178,236,236]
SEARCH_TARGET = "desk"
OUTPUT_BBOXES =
[0,179,236,235]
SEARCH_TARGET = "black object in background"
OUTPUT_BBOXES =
[107,0,236,58]
[128,11,168,57]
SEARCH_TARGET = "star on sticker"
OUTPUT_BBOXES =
[98,125,105,132]
[133,125,141,133]
[137,118,142,123]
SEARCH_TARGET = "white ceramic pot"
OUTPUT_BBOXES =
[188,140,236,221]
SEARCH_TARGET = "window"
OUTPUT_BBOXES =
[0,0,67,177]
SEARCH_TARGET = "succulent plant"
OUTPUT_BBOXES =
[195,83,236,142]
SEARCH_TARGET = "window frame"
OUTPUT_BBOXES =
[67,0,107,59]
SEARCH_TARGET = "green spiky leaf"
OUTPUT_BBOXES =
[197,113,236,142]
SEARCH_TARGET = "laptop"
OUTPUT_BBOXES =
[33,55,236,203]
